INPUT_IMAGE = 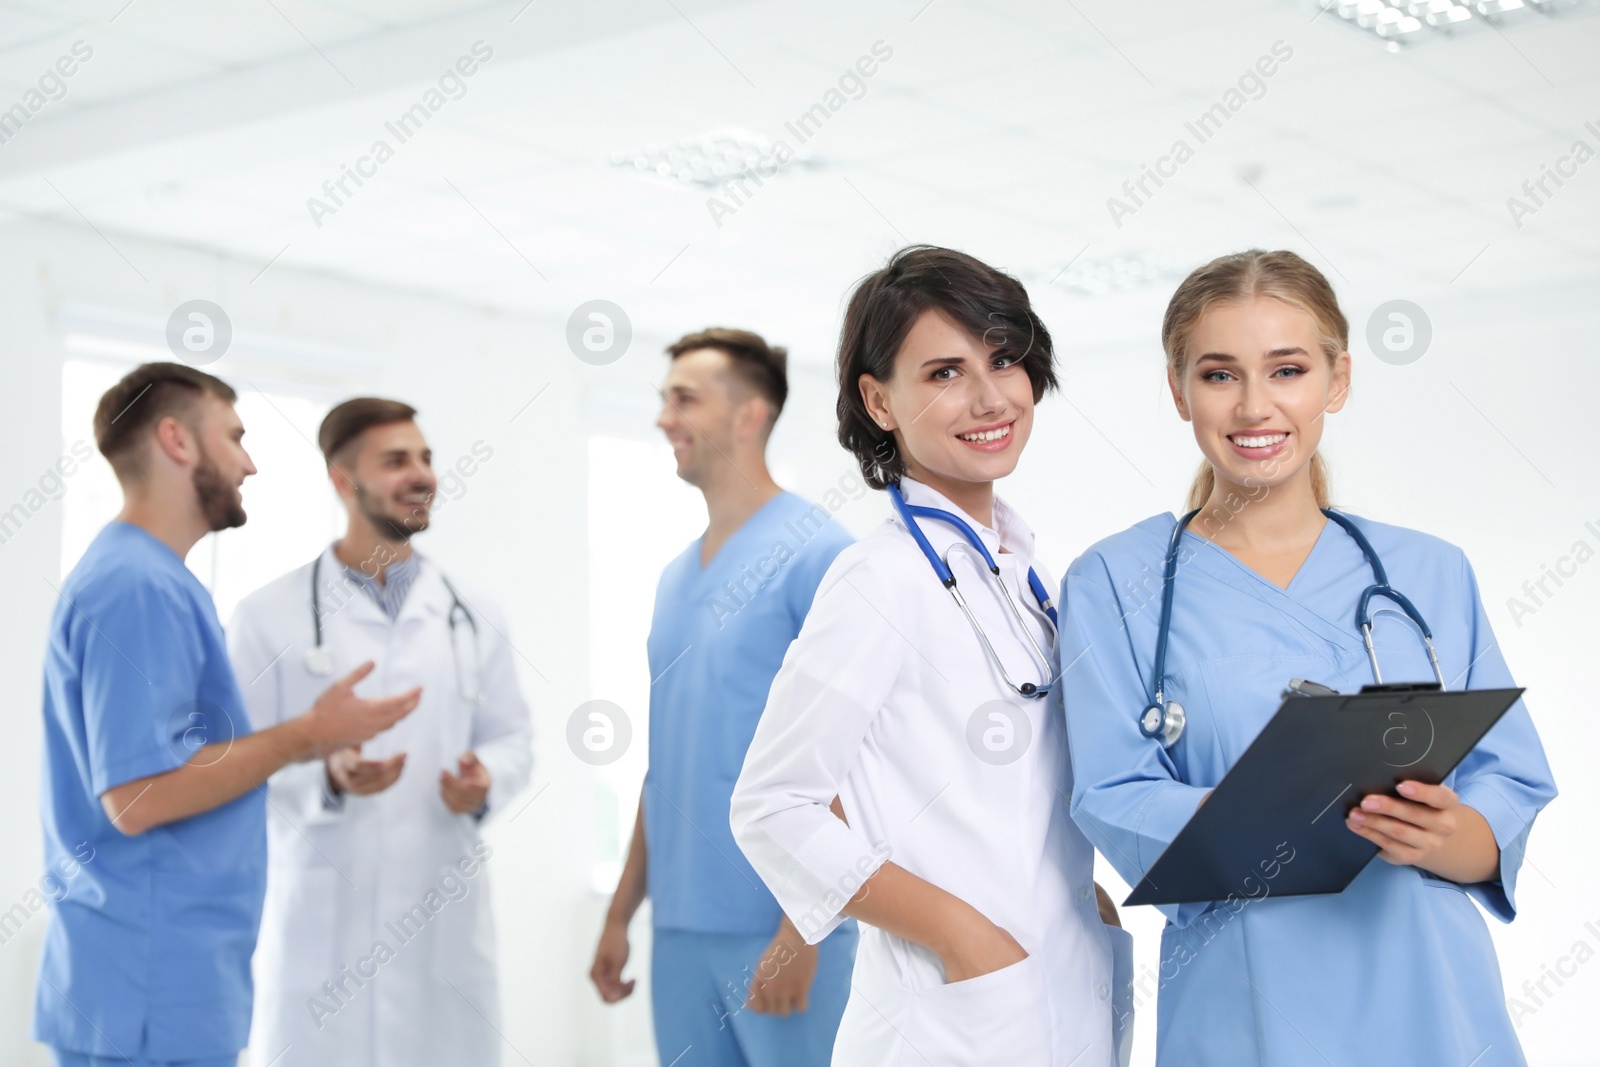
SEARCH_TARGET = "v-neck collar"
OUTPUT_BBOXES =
[695,491,791,573]
[1184,513,1334,597]
[1174,513,1361,652]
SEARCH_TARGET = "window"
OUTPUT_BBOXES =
[584,434,704,891]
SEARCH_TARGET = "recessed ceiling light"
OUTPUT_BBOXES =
[610,127,819,189]
[1310,0,1595,47]
[1027,255,1186,297]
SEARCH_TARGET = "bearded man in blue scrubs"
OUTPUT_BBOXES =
[588,329,858,1067]
[34,362,420,1067]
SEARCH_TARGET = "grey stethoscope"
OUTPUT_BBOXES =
[1141,507,1446,747]
[305,553,485,704]
[889,482,1057,699]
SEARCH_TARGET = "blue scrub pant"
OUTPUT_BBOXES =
[652,923,858,1067]
[52,1053,236,1067]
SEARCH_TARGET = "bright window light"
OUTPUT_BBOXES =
[584,434,704,893]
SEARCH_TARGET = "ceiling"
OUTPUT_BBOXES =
[2,0,1597,362]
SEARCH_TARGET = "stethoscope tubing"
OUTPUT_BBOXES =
[307,553,484,702]
[888,482,1057,698]
[1144,507,1447,745]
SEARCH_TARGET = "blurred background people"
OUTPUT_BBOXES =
[228,398,533,1067]
[34,364,419,1067]
[590,329,858,1067]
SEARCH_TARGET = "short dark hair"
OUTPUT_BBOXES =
[318,397,418,465]
[835,245,1058,489]
[666,327,788,427]
[94,361,239,480]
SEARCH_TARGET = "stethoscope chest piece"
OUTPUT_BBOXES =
[1140,699,1185,747]
[1138,506,1442,751]
[305,645,334,677]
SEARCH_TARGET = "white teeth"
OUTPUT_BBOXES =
[958,425,1010,443]
[1232,433,1285,449]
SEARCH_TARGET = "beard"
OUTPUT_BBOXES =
[192,452,247,531]
[355,481,431,542]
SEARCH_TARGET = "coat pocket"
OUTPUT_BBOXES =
[901,952,1050,1067]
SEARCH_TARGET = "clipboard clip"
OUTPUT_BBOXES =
[1358,682,1443,694]
[1284,678,1340,699]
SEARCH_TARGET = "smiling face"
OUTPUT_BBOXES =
[859,307,1036,498]
[1171,295,1351,501]
[655,346,768,487]
[336,420,437,541]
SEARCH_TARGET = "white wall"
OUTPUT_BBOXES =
[1,213,1596,1065]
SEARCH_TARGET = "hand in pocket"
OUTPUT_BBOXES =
[937,909,1028,984]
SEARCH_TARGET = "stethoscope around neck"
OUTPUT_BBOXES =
[305,553,485,704]
[1140,506,1447,747]
[888,481,1057,699]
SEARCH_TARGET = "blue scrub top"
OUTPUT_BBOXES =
[1058,511,1557,1067]
[645,491,852,934]
[34,522,266,1060]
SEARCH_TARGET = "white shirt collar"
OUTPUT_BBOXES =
[895,476,1037,562]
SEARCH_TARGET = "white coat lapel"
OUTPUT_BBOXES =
[395,558,451,630]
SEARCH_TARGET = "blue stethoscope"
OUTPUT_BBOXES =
[888,482,1057,699]
[1141,507,1447,747]
[306,553,485,704]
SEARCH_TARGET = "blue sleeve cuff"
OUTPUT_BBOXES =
[1135,782,1210,870]
[93,747,184,798]
[1456,777,1535,923]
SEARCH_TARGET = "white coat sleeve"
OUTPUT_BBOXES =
[227,595,348,825]
[1058,552,1210,927]
[730,554,901,944]
[466,599,534,822]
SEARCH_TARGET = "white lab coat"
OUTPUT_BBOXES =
[731,479,1128,1067]
[227,547,533,1067]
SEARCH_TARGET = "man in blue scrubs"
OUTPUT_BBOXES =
[589,330,858,1067]
[35,363,420,1067]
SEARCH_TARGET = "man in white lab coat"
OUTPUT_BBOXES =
[228,397,533,1067]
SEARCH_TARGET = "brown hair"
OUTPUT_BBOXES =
[836,245,1057,489]
[1162,249,1345,510]
[94,361,238,480]
[318,397,418,465]
[666,327,788,430]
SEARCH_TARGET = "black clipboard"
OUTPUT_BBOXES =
[1123,684,1524,906]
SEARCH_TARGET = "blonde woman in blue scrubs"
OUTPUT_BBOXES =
[1059,249,1557,1066]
